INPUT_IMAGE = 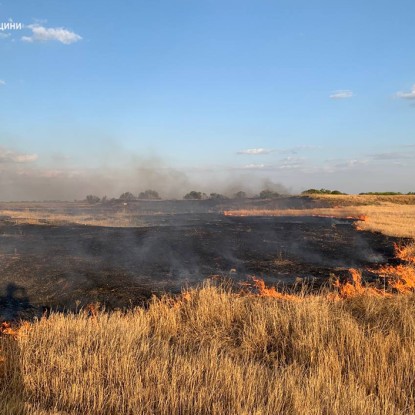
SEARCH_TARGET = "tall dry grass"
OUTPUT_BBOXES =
[305,195,415,238]
[0,209,137,227]
[304,194,415,206]
[2,283,415,414]
[225,203,415,238]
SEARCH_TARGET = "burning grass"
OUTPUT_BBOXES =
[2,196,415,413]
[331,268,389,299]
[2,282,415,414]
[394,242,415,264]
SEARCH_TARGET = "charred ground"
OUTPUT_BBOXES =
[0,197,404,320]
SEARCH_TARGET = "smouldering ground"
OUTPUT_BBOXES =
[3,195,415,237]
[2,283,415,415]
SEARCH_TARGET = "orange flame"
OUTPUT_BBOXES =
[181,291,192,302]
[367,243,415,294]
[394,242,415,265]
[169,290,194,309]
[376,264,415,294]
[0,321,31,339]
[332,269,387,299]
[333,268,364,298]
[0,322,19,338]
[249,277,299,301]
[84,303,100,320]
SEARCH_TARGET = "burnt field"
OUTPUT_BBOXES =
[0,200,402,320]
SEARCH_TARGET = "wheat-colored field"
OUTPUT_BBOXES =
[1,283,415,415]
[304,194,415,205]
[0,209,137,227]
[225,196,415,239]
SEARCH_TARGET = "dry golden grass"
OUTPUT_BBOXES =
[225,202,415,238]
[305,194,415,206]
[2,283,415,415]
[0,209,137,227]
[352,204,415,238]
[224,207,363,219]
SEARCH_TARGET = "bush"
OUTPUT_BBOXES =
[183,191,203,200]
[119,192,136,201]
[85,195,100,204]
[302,189,347,195]
[138,190,160,200]
[233,191,246,199]
[259,189,280,199]
[209,193,228,200]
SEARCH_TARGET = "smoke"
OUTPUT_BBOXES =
[0,147,290,201]
[0,166,185,201]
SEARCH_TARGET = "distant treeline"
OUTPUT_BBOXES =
[84,189,282,204]
[84,189,415,203]
[301,188,347,195]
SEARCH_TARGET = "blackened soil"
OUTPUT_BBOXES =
[0,214,401,320]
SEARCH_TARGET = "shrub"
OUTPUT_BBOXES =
[119,192,136,201]
[209,193,228,200]
[233,191,246,199]
[259,189,280,199]
[183,191,203,200]
[85,195,100,204]
[302,188,347,195]
[138,190,160,200]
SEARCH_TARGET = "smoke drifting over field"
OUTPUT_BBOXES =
[0,210,398,320]
[3,144,414,201]
[0,148,289,201]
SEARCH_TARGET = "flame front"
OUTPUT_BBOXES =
[375,264,415,294]
[0,321,31,339]
[394,242,415,265]
[249,276,299,301]
[332,268,387,299]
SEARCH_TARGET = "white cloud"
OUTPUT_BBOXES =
[0,33,11,39]
[0,80,5,86]
[331,159,369,170]
[0,147,38,163]
[396,85,415,100]
[237,148,273,155]
[329,90,353,99]
[243,163,265,169]
[22,24,82,45]
[369,151,414,161]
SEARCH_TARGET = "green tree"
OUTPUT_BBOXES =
[119,192,136,201]
[233,191,246,199]
[85,195,100,204]
[259,189,280,199]
[209,193,228,200]
[183,191,203,200]
[302,188,346,195]
[138,190,160,200]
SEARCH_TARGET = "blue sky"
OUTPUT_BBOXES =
[1,0,415,199]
